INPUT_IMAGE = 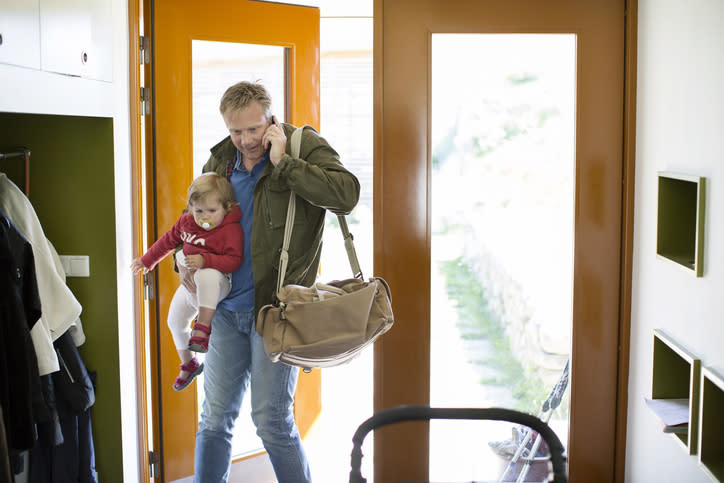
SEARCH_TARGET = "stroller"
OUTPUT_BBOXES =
[491,360,570,483]
[349,404,568,483]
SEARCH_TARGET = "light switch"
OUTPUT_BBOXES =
[59,255,90,277]
[59,255,71,275]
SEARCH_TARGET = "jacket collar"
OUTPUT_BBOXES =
[210,136,237,162]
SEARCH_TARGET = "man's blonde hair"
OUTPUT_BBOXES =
[187,172,236,213]
[219,81,273,118]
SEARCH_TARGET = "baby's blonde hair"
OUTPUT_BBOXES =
[187,172,236,213]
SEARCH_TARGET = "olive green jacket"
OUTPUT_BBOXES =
[203,123,360,314]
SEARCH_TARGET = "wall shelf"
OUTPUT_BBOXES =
[698,367,724,481]
[656,172,705,276]
[650,329,701,454]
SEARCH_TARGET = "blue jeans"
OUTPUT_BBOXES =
[194,307,311,482]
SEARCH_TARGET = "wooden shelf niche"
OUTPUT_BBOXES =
[656,172,706,276]
[647,329,701,454]
[698,367,724,481]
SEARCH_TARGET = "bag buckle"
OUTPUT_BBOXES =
[278,302,287,320]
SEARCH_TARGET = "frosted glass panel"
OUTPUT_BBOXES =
[192,40,285,176]
[430,33,575,482]
[305,18,375,482]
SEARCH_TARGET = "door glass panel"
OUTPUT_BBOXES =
[303,16,375,482]
[191,39,286,458]
[192,40,286,175]
[430,33,575,482]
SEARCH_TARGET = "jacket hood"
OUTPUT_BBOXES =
[222,204,242,226]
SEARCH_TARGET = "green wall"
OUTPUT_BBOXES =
[0,113,122,482]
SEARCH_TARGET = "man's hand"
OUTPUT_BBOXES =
[263,115,287,166]
[176,250,197,293]
[185,254,205,270]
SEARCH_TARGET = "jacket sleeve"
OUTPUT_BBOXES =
[272,126,360,215]
[52,330,95,414]
[141,218,184,270]
[201,223,244,274]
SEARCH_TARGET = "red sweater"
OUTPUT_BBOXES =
[142,205,243,273]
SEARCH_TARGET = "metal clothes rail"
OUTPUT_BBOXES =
[0,147,31,195]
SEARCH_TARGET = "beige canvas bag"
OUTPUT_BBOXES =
[256,126,394,371]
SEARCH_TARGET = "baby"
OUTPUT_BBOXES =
[132,172,243,390]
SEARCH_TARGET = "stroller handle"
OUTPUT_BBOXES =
[349,405,568,483]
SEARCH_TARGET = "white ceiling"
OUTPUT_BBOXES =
[262,0,372,17]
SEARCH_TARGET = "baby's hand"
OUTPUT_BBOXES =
[130,257,147,274]
[185,254,205,270]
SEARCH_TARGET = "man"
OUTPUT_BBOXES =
[188,81,360,482]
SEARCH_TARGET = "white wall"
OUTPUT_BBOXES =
[109,0,140,481]
[1,1,138,480]
[627,1,724,481]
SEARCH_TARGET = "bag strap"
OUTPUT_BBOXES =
[275,126,363,296]
[275,127,303,295]
[337,214,362,279]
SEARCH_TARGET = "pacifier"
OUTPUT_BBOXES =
[198,218,216,230]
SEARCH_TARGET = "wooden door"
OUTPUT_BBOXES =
[145,1,321,480]
[373,0,632,481]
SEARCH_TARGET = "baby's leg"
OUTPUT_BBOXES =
[167,284,203,389]
[168,284,197,357]
[188,268,232,351]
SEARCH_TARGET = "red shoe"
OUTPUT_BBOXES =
[188,321,211,353]
[173,357,203,391]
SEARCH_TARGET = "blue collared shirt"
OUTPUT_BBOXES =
[217,149,268,312]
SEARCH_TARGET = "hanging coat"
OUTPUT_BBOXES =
[0,210,43,453]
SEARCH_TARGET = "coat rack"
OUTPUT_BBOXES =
[0,147,31,196]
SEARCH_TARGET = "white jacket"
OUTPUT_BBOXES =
[0,173,85,375]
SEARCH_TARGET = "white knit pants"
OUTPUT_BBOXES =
[166,267,231,352]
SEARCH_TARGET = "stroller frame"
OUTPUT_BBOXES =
[496,360,570,483]
[349,405,568,483]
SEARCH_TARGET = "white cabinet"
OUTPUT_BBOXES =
[0,0,112,81]
[40,0,113,81]
[0,0,41,69]
[0,0,114,116]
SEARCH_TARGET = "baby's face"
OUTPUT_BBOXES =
[191,197,225,231]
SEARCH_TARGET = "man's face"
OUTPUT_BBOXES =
[222,101,271,167]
